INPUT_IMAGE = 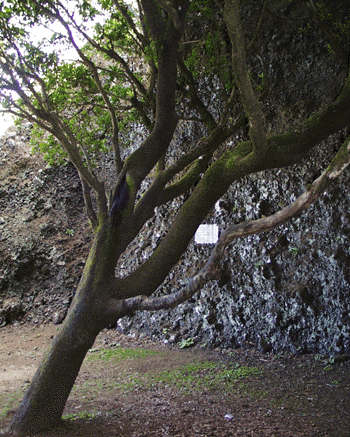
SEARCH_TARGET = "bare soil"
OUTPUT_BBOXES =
[0,323,349,437]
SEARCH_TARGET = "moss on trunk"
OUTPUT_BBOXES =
[8,221,126,435]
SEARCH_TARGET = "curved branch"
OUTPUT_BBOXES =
[124,2,190,185]
[157,116,247,204]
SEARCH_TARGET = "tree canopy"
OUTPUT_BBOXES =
[1,0,350,434]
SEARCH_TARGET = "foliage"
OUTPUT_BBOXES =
[313,1,350,38]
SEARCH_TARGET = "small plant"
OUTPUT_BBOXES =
[66,228,75,236]
[323,364,333,372]
[323,356,335,372]
[289,246,299,256]
[256,72,265,92]
[179,337,195,349]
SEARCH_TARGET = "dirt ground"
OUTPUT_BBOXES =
[0,323,349,437]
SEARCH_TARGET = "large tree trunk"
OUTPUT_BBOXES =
[8,309,98,434]
[8,224,122,435]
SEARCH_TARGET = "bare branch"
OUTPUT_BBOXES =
[78,57,122,174]
[224,0,267,154]
[177,58,217,131]
[122,271,210,312]
[80,176,99,231]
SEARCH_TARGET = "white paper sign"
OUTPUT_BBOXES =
[195,224,219,244]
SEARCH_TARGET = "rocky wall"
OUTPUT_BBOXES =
[115,2,350,355]
[117,132,350,356]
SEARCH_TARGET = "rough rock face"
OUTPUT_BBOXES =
[114,4,350,355]
[0,125,92,325]
[117,134,350,355]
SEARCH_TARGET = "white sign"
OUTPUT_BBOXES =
[195,224,219,244]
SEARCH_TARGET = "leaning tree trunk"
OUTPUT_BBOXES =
[8,304,99,434]
[8,222,125,435]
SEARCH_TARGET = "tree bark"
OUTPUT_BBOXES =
[7,222,126,435]
[8,307,99,434]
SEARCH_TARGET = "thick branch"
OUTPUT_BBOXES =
[221,137,350,245]
[224,0,267,154]
[154,0,181,30]
[141,0,167,40]
[129,122,242,238]
[124,1,190,185]
[156,118,247,206]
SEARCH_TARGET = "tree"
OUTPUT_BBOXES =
[1,0,350,434]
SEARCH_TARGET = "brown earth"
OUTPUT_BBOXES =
[0,322,350,437]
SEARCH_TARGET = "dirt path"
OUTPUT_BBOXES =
[1,323,350,436]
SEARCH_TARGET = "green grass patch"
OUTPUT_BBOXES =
[83,346,262,397]
[88,347,160,362]
[63,410,97,421]
[154,361,262,392]
[0,391,22,419]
